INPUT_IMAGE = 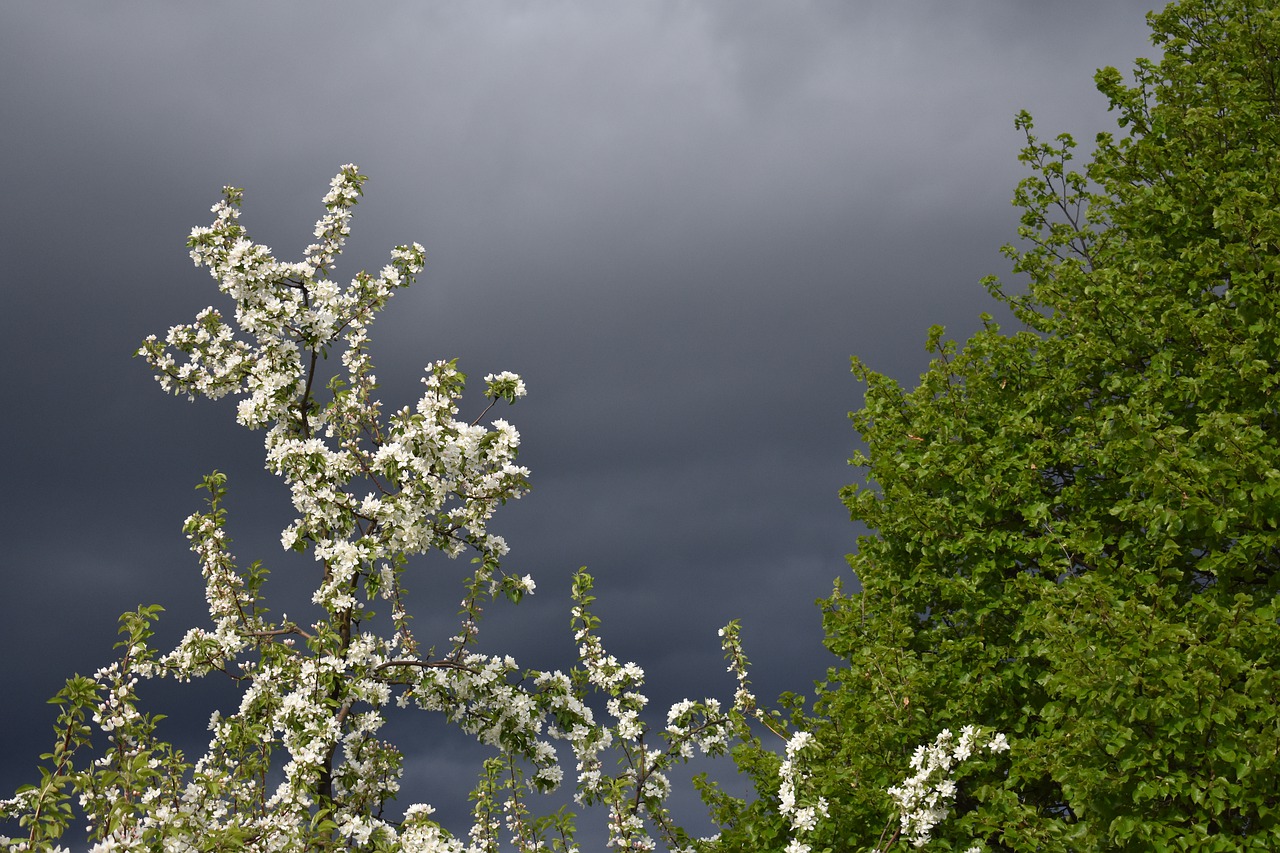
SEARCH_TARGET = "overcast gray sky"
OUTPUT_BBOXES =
[2,0,1161,842]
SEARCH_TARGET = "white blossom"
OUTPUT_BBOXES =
[4,166,763,853]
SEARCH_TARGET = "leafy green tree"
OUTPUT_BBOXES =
[704,0,1280,850]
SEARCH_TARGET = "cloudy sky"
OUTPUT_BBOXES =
[1,0,1162,842]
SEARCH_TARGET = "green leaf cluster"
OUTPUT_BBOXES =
[710,0,1280,850]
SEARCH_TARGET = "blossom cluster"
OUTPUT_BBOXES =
[775,731,829,853]
[769,723,1009,853]
[1,167,1008,853]
[885,726,1010,849]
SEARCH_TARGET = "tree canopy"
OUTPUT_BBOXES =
[706,0,1280,849]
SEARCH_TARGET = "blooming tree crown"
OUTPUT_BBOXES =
[3,167,740,853]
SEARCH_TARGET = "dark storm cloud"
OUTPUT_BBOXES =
[1,0,1160,838]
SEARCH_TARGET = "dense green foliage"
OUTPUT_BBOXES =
[707,0,1280,849]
